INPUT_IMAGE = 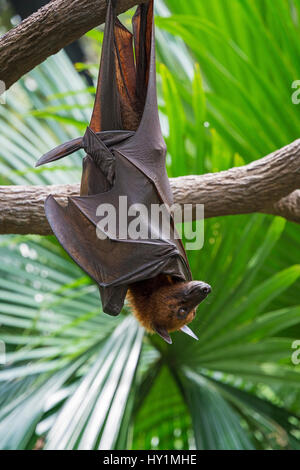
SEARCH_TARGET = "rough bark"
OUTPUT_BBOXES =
[264,190,300,224]
[0,0,142,90]
[171,139,300,217]
[0,139,299,235]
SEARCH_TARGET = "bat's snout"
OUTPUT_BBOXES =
[185,281,211,309]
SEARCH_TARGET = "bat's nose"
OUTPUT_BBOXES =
[200,283,211,296]
[186,281,211,308]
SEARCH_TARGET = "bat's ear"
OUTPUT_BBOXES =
[154,326,172,344]
[180,325,199,341]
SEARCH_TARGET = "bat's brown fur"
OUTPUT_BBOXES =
[127,275,197,333]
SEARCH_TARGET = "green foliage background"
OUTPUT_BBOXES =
[0,0,299,450]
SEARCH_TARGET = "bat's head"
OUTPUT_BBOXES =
[151,280,211,344]
[128,276,211,344]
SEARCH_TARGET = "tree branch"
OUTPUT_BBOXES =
[0,140,299,235]
[263,190,300,224]
[0,0,142,90]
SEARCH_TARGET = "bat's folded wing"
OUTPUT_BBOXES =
[35,138,83,167]
[45,194,186,316]
[35,130,135,168]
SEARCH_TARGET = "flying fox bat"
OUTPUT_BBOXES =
[35,0,211,344]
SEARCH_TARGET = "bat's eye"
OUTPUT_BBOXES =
[177,307,188,319]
